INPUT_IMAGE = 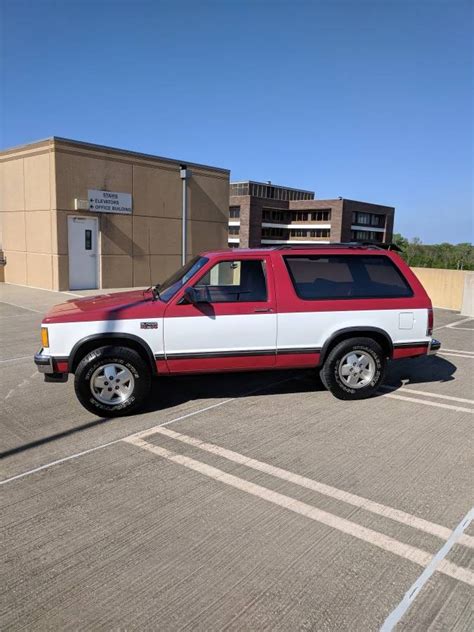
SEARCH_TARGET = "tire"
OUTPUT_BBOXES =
[320,337,386,400]
[74,346,152,417]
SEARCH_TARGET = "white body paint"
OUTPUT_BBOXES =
[44,308,429,359]
[46,318,164,357]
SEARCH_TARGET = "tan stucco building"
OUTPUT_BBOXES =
[0,137,230,291]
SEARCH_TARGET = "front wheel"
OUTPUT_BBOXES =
[320,337,386,400]
[74,346,152,417]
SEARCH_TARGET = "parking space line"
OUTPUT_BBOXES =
[380,508,474,631]
[0,356,32,364]
[439,351,474,359]
[433,317,473,331]
[124,435,474,587]
[446,318,473,329]
[441,348,474,355]
[383,392,474,414]
[0,399,237,485]
[0,300,43,314]
[142,426,474,548]
[0,376,297,486]
[380,385,474,405]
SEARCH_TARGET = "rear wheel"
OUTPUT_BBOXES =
[74,346,151,417]
[320,337,386,400]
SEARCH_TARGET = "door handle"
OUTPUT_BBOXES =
[254,308,273,313]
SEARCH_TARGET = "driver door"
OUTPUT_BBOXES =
[163,255,277,373]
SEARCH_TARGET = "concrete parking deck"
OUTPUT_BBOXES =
[1,283,473,630]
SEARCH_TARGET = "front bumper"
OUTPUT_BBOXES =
[428,339,441,355]
[34,349,54,373]
[34,349,68,382]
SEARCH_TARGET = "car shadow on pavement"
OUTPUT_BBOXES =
[0,370,319,461]
[142,368,322,414]
[0,357,456,461]
[0,416,111,459]
[381,354,457,392]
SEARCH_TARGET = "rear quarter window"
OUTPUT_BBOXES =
[284,255,413,300]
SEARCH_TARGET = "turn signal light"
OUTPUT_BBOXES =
[41,327,49,348]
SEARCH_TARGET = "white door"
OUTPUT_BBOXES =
[68,216,99,290]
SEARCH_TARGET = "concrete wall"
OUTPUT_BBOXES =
[0,139,56,289]
[1,138,229,291]
[461,272,474,317]
[411,267,469,311]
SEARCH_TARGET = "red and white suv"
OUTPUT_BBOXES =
[35,244,440,416]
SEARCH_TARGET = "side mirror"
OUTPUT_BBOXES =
[183,286,209,304]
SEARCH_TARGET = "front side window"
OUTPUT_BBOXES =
[159,256,209,302]
[284,255,413,300]
[195,259,267,303]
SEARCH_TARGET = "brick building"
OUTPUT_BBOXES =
[228,181,394,248]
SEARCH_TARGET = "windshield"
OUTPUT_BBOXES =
[158,256,209,302]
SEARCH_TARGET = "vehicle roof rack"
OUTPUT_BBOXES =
[275,242,402,252]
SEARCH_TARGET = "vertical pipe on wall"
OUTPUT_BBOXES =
[180,166,191,266]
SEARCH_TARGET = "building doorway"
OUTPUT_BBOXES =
[68,216,99,290]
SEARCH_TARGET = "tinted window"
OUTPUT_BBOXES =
[284,255,412,300]
[195,259,267,303]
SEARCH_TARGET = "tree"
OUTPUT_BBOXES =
[394,234,473,270]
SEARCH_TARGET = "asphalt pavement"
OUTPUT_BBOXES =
[1,283,473,631]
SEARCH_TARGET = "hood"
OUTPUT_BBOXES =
[43,289,166,323]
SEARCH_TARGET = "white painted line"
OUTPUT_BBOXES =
[0,376,297,485]
[0,439,125,484]
[447,326,474,331]
[380,385,474,406]
[383,392,474,414]
[446,317,473,329]
[439,351,474,360]
[441,348,474,355]
[433,317,473,331]
[380,507,474,631]
[124,436,474,587]
[2,281,82,296]
[0,400,236,485]
[0,356,32,364]
[148,426,474,549]
[0,300,42,314]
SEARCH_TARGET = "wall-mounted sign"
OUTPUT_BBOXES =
[88,189,132,214]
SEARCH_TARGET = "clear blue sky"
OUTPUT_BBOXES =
[1,0,472,243]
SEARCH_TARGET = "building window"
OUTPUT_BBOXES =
[262,208,291,223]
[309,229,330,238]
[229,226,240,236]
[262,227,286,238]
[229,206,240,218]
[230,183,249,196]
[352,211,385,228]
[238,183,315,201]
[351,230,384,243]
[310,210,331,222]
[294,212,309,222]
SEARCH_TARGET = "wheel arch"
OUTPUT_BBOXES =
[319,327,393,364]
[69,333,158,375]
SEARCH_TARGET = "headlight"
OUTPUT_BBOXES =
[41,327,49,348]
